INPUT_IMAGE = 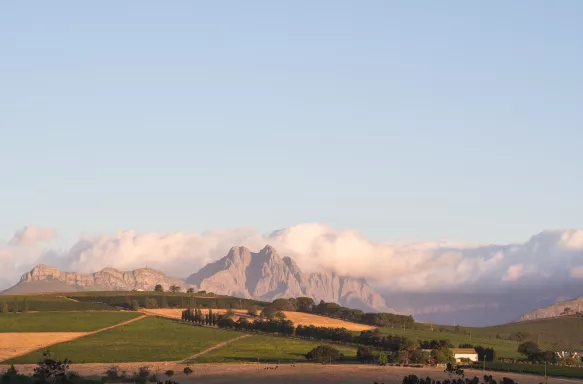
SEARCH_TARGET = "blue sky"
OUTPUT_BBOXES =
[1,1,582,245]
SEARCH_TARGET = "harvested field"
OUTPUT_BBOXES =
[0,332,86,362]
[5,317,242,364]
[142,308,374,331]
[1,363,580,384]
[0,311,141,332]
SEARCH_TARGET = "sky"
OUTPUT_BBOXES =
[1,1,583,247]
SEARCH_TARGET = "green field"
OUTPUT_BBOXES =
[5,317,242,364]
[480,362,583,379]
[0,311,140,332]
[0,295,115,312]
[377,326,521,359]
[189,335,357,364]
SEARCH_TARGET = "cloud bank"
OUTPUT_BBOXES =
[9,226,58,246]
[2,223,583,292]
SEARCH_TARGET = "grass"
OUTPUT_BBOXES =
[189,335,357,364]
[0,295,115,312]
[376,326,521,359]
[5,317,243,364]
[480,362,583,379]
[0,311,140,332]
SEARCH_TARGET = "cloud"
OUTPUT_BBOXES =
[571,266,583,279]
[2,224,583,293]
[9,226,58,246]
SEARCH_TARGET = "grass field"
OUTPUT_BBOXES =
[5,317,242,364]
[0,311,140,332]
[0,295,115,312]
[0,332,87,362]
[377,326,522,359]
[481,362,583,379]
[188,335,358,364]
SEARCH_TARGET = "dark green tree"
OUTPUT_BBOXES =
[131,300,140,311]
[160,295,169,308]
[305,345,343,363]
[154,284,164,292]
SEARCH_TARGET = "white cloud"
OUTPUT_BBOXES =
[2,224,583,293]
[9,226,58,246]
[559,230,583,250]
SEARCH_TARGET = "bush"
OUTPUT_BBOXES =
[183,367,193,376]
[104,366,122,381]
[305,345,343,363]
[164,371,174,378]
[378,352,388,366]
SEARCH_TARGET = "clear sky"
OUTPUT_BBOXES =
[1,1,582,245]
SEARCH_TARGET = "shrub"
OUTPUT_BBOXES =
[164,370,174,378]
[183,367,193,376]
[104,366,121,381]
[378,352,389,366]
[305,345,343,363]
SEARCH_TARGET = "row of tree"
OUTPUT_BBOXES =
[181,308,218,326]
[0,298,30,313]
[269,297,415,328]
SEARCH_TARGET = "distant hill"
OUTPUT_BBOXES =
[4,264,194,293]
[517,295,583,321]
[186,245,394,313]
[4,245,393,313]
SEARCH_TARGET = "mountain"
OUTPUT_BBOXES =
[3,264,194,293]
[517,294,583,321]
[185,245,394,312]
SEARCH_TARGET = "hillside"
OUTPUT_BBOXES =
[517,295,583,321]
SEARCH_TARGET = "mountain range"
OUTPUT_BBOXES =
[3,245,393,313]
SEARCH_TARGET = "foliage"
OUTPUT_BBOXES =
[131,300,140,311]
[33,351,71,384]
[247,306,258,317]
[163,371,173,378]
[378,351,388,365]
[304,345,343,362]
[168,285,181,293]
[182,367,192,376]
[154,285,164,292]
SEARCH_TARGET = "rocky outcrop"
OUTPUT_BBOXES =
[186,245,395,312]
[517,295,583,321]
[15,264,195,292]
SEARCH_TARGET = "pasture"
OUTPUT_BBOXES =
[376,326,521,359]
[186,334,358,364]
[0,295,115,312]
[5,317,242,364]
[0,311,141,332]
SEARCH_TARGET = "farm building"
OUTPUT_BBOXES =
[451,348,478,362]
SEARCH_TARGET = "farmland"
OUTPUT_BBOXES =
[0,295,115,312]
[142,308,374,331]
[376,326,522,359]
[0,332,87,362]
[0,311,141,332]
[187,334,358,364]
[5,317,242,364]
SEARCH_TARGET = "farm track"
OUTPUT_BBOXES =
[181,334,250,363]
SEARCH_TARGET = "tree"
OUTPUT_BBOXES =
[183,367,193,376]
[296,297,316,313]
[12,298,18,313]
[305,345,343,363]
[22,298,29,313]
[563,307,573,315]
[33,350,71,384]
[409,349,430,364]
[131,300,140,311]
[378,352,388,366]
[247,306,258,317]
[515,332,528,342]
[260,306,278,320]
[274,310,287,321]
[357,346,375,362]
[160,295,169,308]
[186,288,194,294]
[169,285,181,293]
[154,284,164,292]
[1,302,8,313]
[271,298,296,311]
[164,370,174,378]
[517,341,540,358]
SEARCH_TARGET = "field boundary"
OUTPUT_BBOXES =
[1,314,146,363]
[181,334,250,363]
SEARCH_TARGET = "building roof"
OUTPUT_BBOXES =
[451,348,477,354]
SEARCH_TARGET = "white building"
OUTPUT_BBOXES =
[451,348,478,362]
